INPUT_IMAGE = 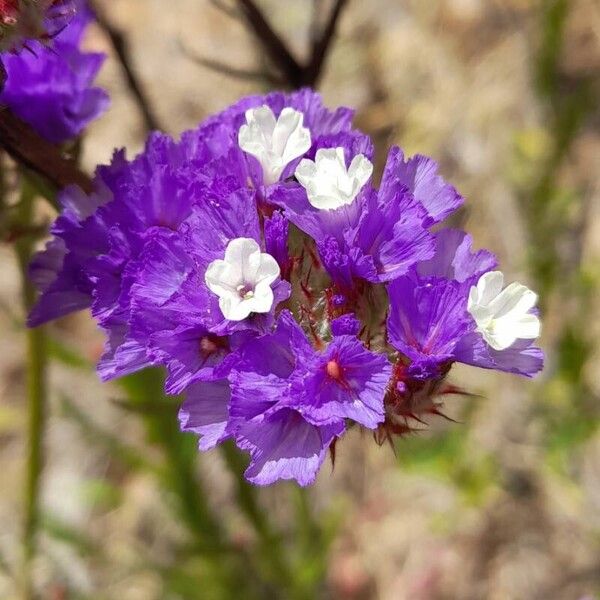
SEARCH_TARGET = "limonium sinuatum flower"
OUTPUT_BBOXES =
[0,0,108,142]
[28,89,544,486]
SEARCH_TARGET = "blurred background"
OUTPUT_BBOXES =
[1,0,600,598]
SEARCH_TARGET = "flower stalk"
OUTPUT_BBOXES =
[13,178,47,600]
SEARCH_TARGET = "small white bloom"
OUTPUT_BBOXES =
[295,147,373,210]
[467,271,541,351]
[238,105,311,185]
[205,238,280,321]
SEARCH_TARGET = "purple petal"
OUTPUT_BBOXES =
[387,275,472,365]
[330,313,361,336]
[380,147,463,226]
[417,229,497,283]
[236,408,344,486]
[454,333,544,378]
[179,380,232,451]
[294,335,391,429]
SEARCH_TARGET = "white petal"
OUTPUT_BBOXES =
[238,107,276,158]
[256,253,281,286]
[481,324,518,351]
[506,312,541,339]
[221,295,252,321]
[246,282,275,314]
[487,283,537,319]
[274,107,311,161]
[295,158,318,188]
[205,260,237,296]
[476,271,505,306]
[223,237,261,283]
[205,237,280,321]
[467,284,488,320]
[246,105,276,136]
[468,271,541,350]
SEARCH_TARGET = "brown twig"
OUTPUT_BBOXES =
[182,44,283,85]
[0,107,93,193]
[89,0,161,132]
[209,0,243,22]
[200,1,349,89]
[304,0,348,87]
[228,0,349,89]
[235,0,304,87]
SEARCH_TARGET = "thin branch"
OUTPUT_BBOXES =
[235,0,304,87]
[191,56,283,84]
[15,180,48,600]
[182,44,283,84]
[309,0,324,49]
[209,0,243,22]
[89,0,161,133]
[0,107,93,193]
[304,0,348,86]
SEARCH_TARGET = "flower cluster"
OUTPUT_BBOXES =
[29,89,543,486]
[0,0,108,143]
[1,0,74,52]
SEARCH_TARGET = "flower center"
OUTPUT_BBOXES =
[236,284,255,300]
[326,359,342,380]
[200,336,219,355]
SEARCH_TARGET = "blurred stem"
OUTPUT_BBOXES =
[292,486,328,595]
[118,370,246,595]
[525,0,594,303]
[220,442,300,594]
[14,179,47,600]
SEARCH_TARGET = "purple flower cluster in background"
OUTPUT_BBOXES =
[0,0,108,142]
[29,89,543,486]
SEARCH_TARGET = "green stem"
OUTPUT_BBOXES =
[14,180,47,600]
[291,486,328,596]
[220,442,295,591]
[118,370,248,596]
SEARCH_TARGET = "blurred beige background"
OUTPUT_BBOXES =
[1,0,600,598]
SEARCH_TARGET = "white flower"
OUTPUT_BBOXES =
[238,105,311,185]
[467,271,541,351]
[205,238,280,321]
[295,147,373,210]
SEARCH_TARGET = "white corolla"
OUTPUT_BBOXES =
[205,238,280,321]
[238,105,311,185]
[295,147,373,210]
[467,270,541,351]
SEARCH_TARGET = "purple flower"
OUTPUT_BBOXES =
[270,146,435,291]
[235,409,343,487]
[27,89,544,486]
[219,310,390,485]
[0,1,109,143]
[387,233,543,378]
[380,146,463,226]
[29,131,289,381]
[330,313,361,336]
[295,333,391,428]
[387,275,474,378]
[0,0,77,53]
[128,222,289,392]
[198,88,366,189]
